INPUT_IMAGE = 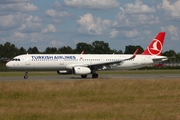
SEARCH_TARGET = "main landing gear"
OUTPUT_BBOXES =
[24,70,28,79]
[92,73,98,78]
[81,73,99,78]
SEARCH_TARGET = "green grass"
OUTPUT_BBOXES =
[0,79,180,120]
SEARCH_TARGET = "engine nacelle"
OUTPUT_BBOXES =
[73,66,91,75]
[57,70,72,74]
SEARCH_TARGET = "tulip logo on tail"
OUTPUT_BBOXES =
[147,39,162,55]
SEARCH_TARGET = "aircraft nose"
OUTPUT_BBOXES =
[6,62,13,68]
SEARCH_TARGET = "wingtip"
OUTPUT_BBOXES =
[81,51,84,54]
[132,48,139,58]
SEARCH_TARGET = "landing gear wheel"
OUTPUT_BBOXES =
[81,75,87,78]
[24,70,28,79]
[24,76,28,79]
[92,73,98,78]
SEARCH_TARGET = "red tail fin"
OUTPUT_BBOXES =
[142,32,166,56]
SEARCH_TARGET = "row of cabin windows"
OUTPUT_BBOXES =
[80,59,100,61]
[31,58,134,61]
[12,58,134,62]
[31,59,100,61]
[106,59,134,61]
[106,59,121,61]
[32,59,58,61]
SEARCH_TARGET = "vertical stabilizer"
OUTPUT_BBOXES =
[142,32,166,56]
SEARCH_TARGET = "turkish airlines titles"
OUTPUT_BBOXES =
[31,55,76,61]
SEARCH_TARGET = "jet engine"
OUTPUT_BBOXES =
[57,70,72,74]
[73,66,91,75]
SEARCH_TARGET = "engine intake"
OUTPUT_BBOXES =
[73,66,91,75]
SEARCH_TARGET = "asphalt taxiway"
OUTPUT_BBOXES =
[1,73,180,81]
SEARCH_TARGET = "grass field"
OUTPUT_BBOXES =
[0,77,180,120]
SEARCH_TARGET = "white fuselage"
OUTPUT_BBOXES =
[6,54,167,70]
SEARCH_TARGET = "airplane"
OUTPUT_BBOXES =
[6,32,168,79]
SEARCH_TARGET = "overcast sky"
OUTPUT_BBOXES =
[0,0,180,52]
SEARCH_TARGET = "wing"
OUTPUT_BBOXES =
[80,48,139,69]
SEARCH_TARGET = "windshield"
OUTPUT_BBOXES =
[11,58,20,61]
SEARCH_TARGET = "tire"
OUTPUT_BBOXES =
[24,76,28,79]
[92,73,98,78]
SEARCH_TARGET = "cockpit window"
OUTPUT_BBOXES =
[12,58,20,61]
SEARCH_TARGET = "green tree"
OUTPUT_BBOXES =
[32,47,39,54]
[176,52,180,61]
[163,50,176,62]
[18,47,27,55]
[75,42,93,54]
[111,49,123,54]
[58,46,73,54]
[2,42,19,58]
[0,44,3,58]
[44,47,57,54]
[28,47,40,54]
[27,47,33,54]
[124,45,143,54]
[91,41,112,54]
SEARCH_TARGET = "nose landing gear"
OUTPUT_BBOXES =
[24,70,28,79]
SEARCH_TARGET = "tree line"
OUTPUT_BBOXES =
[0,41,179,62]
